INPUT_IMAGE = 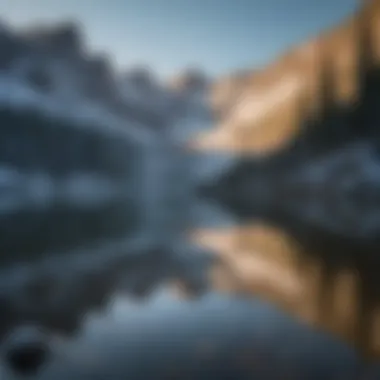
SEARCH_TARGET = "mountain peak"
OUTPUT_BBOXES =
[21,21,83,54]
[169,68,210,93]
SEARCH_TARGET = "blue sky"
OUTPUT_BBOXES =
[0,0,358,79]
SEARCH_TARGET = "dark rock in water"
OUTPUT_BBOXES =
[2,325,51,376]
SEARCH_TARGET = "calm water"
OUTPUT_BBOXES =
[1,151,372,379]
[0,128,376,378]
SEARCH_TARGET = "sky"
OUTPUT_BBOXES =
[0,0,359,80]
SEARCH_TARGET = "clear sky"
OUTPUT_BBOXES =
[0,0,359,79]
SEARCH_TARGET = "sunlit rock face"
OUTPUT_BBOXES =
[191,0,380,155]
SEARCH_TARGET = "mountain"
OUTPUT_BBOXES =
[0,19,217,349]
[0,20,213,143]
[191,0,380,155]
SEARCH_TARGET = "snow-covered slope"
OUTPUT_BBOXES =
[167,69,215,143]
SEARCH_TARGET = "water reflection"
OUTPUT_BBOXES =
[1,110,377,375]
[5,290,360,380]
[198,150,380,358]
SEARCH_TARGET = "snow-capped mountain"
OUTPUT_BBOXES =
[0,20,214,142]
[0,20,217,352]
